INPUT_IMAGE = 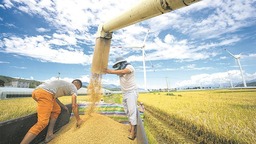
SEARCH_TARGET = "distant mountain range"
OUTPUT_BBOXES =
[102,84,120,90]
[82,82,89,87]
[2,75,255,90]
[235,79,256,87]
[82,82,121,91]
[0,75,42,88]
[0,75,121,90]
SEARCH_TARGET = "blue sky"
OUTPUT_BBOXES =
[0,0,256,89]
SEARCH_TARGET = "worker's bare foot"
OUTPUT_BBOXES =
[44,134,55,143]
[128,133,136,140]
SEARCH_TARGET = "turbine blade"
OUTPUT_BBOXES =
[225,49,236,58]
[142,29,150,46]
[112,46,141,48]
[122,46,142,48]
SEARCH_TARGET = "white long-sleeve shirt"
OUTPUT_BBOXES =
[119,65,137,92]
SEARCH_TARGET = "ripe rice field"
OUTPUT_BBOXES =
[0,96,89,122]
[138,89,256,143]
[0,89,255,143]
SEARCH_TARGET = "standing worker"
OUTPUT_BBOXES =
[104,57,138,140]
[21,79,84,144]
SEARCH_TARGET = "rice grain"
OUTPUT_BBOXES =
[49,113,137,144]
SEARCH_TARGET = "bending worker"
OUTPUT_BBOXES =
[21,79,83,144]
[104,57,138,140]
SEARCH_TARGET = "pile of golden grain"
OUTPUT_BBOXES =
[49,113,137,144]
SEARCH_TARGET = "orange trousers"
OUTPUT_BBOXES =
[28,89,61,135]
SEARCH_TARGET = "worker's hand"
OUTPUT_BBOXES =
[76,119,84,128]
[104,68,111,74]
[103,68,108,74]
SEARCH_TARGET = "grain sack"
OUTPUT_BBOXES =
[49,113,137,144]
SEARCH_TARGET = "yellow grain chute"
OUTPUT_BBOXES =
[91,0,201,74]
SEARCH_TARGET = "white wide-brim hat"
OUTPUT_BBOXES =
[112,57,126,68]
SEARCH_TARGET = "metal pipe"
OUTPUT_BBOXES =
[92,0,201,74]
[103,0,201,33]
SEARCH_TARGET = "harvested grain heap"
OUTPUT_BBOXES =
[49,113,137,144]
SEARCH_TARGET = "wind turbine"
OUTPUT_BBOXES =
[141,30,150,91]
[57,72,60,80]
[112,30,152,90]
[225,49,247,87]
[165,77,170,92]
[227,72,234,88]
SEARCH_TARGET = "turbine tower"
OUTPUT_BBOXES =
[57,72,60,80]
[227,72,234,88]
[225,49,247,87]
[141,30,150,91]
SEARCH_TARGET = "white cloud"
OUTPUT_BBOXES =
[184,0,256,39]
[143,36,212,62]
[246,53,256,58]
[146,0,256,40]
[36,27,50,33]
[174,70,255,88]
[11,66,27,69]
[246,72,256,81]
[2,35,90,65]
[0,4,5,9]
[43,74,98,84]
[2,0,255,66]
[2,0,13,8]
[53,33,77,45]
[164,34,175,44]
[102,76,120,86]
[0,61,10,64]
[220,56,227,60]
[43,76,82,83]
[5,23,16,28]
